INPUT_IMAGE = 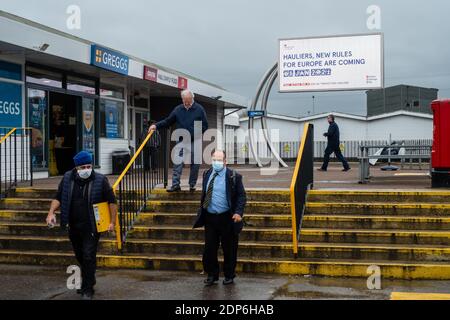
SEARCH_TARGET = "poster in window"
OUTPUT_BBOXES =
[28,89,47,169]
[83,110,95,154]
[105,101,118,138]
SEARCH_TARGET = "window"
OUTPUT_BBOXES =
[67,76,96,94]
[26,67,62,88]
[100,83,124,99]
[0,60,22,81]
[100,99,125,138]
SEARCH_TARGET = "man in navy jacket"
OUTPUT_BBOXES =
[149,89,208,192]
[319,114,350,172]
[193,150,246,286]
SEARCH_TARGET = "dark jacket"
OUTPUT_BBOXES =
[155,102,208,138]
[324,121,340,148]
[193,167,246,233]
[58,169,113,232]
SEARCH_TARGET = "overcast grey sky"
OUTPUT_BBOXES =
[1,0,449,116]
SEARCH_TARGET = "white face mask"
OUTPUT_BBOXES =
[77,168,92,179]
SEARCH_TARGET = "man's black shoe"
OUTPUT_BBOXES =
[81,290,94,300]
[189,186,196,192]
[342,168,351,172]
[167,185,181,192]
[223,278,234,285]
[204,276,218,286]
[76,289,82,294]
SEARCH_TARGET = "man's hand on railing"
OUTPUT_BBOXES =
[148,125,156,133]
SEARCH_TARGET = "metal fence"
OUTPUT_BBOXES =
[112,128,169,250]
[225,139,433,163]
[0,127,33,199]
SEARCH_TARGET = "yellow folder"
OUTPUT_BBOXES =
[93,202,111,233]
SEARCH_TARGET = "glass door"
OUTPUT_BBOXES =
[134,109,149,150]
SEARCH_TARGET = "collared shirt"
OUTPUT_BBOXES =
[206,167,230,214]
[183,101,193,110]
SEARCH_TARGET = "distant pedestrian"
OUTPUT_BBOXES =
[318,114,350,172]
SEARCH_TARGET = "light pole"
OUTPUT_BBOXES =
[312,95,315,115]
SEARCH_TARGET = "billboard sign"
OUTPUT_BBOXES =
[279,33,383,92]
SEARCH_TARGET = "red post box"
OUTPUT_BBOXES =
[431,99,450,188]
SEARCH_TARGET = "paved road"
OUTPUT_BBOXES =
[0,264,449,300]
[21,162,436,191]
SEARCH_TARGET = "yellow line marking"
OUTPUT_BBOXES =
[391,292,450,300]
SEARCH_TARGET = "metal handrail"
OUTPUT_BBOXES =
[112,128,168,250]
[0,127,33,199]
[289,123,314,257]
[0,128,16,144]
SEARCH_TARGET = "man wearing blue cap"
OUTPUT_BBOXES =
[46,151,117,300]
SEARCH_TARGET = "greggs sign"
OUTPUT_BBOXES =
[91,44,129,75]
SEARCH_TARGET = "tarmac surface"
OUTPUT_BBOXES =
[23,161,437,191]
[0,264,449,300]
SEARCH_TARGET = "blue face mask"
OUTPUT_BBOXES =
[212,160,224,172]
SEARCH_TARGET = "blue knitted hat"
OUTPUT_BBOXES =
[73,151,93,166]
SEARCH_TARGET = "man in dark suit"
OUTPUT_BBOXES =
[318,114,350,172]
[193,150,246,286]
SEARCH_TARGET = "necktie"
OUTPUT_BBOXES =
[203,172,218,209]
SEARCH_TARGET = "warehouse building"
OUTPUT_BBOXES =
[367,84,438,116]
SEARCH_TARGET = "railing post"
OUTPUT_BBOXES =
[14,130,17,189]
[29,129,33,186]
[164,128,169,188]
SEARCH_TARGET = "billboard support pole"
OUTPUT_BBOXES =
[248,62,288,168]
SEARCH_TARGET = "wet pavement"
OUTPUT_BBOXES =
[0,264,449,300]
[21,162,437,191]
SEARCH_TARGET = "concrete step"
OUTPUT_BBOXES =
[11,188,291,202]
[148,189,290,202]
[0,236,293,259]
[299,228,450,245]
[0,222,67,237]
[136,212,292,228]
[302,215,450,230]
[145,200,291,214]
[128,225,293,242]
[0,198,52,211]
[1,236,448,262]
[0,249,449,279]
[308,190,450,204]
[0,198,291,214]
[11,188,57,199]
[306,202,450,216]
[0,210,56,223]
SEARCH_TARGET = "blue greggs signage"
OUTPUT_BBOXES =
[0,81,22,128]
[90,45,129,75]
